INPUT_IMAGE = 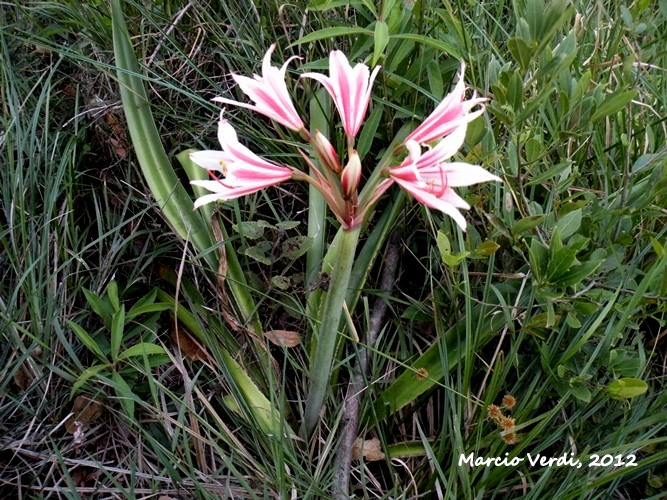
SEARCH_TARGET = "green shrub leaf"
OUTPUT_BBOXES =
[590,89,637,122]
[607,378,649,399]
[118,343,168,360]
[555,208,582,241]
[68,321,108,363]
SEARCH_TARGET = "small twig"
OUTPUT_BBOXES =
[146,2,193,67]
[332,231,402,498]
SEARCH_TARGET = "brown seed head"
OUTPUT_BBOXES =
[502,432,518,445]
[499,416,516,431]
[502,394,517,409]
[486,404,503,422]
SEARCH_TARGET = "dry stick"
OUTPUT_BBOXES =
[332,231,402,499]
[146,2,193,67]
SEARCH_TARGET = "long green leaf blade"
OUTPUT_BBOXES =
[111,0,214,269]
[110,304,125,363]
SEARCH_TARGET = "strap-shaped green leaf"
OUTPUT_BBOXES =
[367,310,506,425]
[288,27,373,47]
[111,0,283,436]
[157,290,291,437]
[305,90,331,294]
[111,0,214,268]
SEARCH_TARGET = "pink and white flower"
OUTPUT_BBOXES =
[405,64,487,146]
[190,116,293,208]
[214,44,305,131]
[302,51,380,138]
[390,124,501,230]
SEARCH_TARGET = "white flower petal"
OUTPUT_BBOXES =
[443,163,502,187]
[189,150,228,172]
[193,192,226,209]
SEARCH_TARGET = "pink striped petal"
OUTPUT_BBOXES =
[189,117,294,208]
[192,192,231,209]
[440,163,502,187]
[189,150,230,173]
[405,63,487,145]
[191,177,288,200]
[214,118,292,181]
[302,51,380,137]
[389,120,500,230]
[213,44,305,131]
[413,124,468,170]
[393,177,468,230]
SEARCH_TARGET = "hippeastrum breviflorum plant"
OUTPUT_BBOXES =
[187,46,501,436]
[111,0,501,439]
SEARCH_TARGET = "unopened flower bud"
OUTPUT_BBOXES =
[314,130,341,173]
[341,150,362,199]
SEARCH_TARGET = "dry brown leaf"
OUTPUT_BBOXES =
[61,84,76,97]
[13,363,31,391]
[352,437,385,462]
[66,395,104,434]
[105,113,124,136]
[109,137,128,159]
[211,216,228,289]
[32,45,52,55]
[171,327,208,361]
[105,113,129,158]
[264,330,302,348]
[72,466,99,487]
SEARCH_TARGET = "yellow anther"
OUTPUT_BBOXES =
[218,160,228,176]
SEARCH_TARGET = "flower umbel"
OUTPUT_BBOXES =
[214,44,305,132]
[302,51,380,139]
[186,45,504,440]
[191,47,500,233]
[189,116,294,208]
